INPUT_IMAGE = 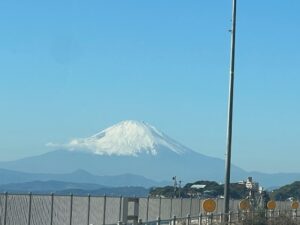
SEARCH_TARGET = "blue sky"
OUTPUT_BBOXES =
[0,0,299,173]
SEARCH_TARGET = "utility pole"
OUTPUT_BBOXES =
[224,0,237,223]
[172,176,177,198]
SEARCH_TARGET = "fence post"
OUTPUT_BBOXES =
[103,195,107,225]
[3,192,8,225]
[146,196,149,222]
[173,215,176,225]
[156,217,161,225]
[69,193,73,225]
[119,196,123,222]
[198,213,202,225]
[189,197,192,216]
[180,198,183,218]
[50,193,54,225]
[170,198,173,219]
[228,211,232,224]
[87,194,91,225]
[27,192,32,225]
[132,197,139,225]
[121,197,128,224]
[186,214,190,225]
[159,197,162,219]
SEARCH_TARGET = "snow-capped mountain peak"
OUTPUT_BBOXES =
[63,120,191,156]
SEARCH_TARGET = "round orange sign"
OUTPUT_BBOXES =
[292,201,299,209]
[239,199,250,210]
[267,200,276,210]
[202,199,216,212]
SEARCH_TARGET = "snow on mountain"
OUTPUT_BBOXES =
[59,120,191,156]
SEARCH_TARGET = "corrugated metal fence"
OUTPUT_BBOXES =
[0,193,293,225]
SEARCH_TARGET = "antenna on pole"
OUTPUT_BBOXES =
[224,0,237,223]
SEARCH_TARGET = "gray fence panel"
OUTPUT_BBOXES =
[106,197,121,225]
[230,200,239,212]
[138,198,148,221]
[31,195,51,225]
[52,196,70,225]
[128,200,134,221]
[160,198,171,220]
[279,201,291,210]
[0,194,6,225]
[6,195,29,225]
[216,199,224,213]
[0,194,4,225]
[171,199,181,218]
[148,198,160,221]
[181,199,190,217]
[89,197,104,225]
[277,201,284,210]
[72,196,88,225]
[191,198,200,216]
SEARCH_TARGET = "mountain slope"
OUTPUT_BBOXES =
[1,120,300,187]
[0,149,246,183]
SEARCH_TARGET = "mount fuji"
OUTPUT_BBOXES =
[60,120,191,156]
[1,120,300,187]
[0,120,245,182]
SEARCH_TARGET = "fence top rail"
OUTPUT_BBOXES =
[0,192,203,199]
[0,192,126,198]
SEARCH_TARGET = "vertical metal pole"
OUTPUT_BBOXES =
[158,197,161,219]
[69,194,73,225]
[156,217,160,225]
[138,219,143,225]
[27,192,32,225]
[198,213,202,225]
[118,196,122,222]
[3,192,8,225]
[170,198,173,219]
[186,214,190,225]
[146,196,149,222]
[173,216,176,225]
[189,197,192,216]
[87,194,91,225]
[50,193,54,225]
[224,0,237,223]
[103,195,107,225]
[180,198,183,218]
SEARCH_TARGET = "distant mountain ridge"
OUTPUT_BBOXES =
[0,180,149,197]
[0,168,166,187]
